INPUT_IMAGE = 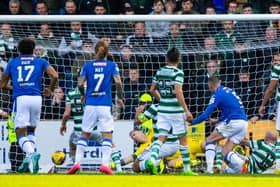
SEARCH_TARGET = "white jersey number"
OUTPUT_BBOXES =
[94,74,104,92]
[17,65,35,82]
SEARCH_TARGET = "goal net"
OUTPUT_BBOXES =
[0,15,278,172]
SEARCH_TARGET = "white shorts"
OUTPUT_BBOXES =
[157,112,187,137]
[137,142,179,161]
[276,102,280,131]
[82,106,113,133]
[13,95,42,129]
[69,131,103,145]
[215,120,248,144]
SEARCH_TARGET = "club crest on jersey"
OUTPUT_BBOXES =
[93,62,107,66]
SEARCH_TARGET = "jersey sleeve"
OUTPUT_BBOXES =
[80,63,87,77]
[192,94,219,124]
[174,71,184,85]
[65,94,71,105]
[152,70,159,84]
[41,58,50,71]
[249,140,258,151]
[112,62,120,76]
[271,65,280,81]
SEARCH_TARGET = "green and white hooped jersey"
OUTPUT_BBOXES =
[144,104,178,143]
[248,140,276,174]
[271,64,280,101]
[153,65,185,114]
[66,87,83,132]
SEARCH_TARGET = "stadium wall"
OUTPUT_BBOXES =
[0,120,134,173]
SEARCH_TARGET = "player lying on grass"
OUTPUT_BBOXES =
[148,47,196,175]
[113,94,184,172]
[191,76,248,174]
[224,130,276,174]
[131,104,184,173]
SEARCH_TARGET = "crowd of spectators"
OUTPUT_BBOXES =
[0,0,280,122]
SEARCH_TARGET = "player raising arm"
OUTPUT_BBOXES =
[0,38,58,173]
[67,40,124,175]
[148,47,196,175]
[258,61,280,174]
[191,76,248,174]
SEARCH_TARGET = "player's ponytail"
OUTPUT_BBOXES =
[95,40,108,60]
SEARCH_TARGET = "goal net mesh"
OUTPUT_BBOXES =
[0,16,278,171]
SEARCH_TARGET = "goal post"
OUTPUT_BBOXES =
[0,14,279,172]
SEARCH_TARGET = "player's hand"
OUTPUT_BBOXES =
[135,104,146,114]
[250,116,259,124]
[60,125,66,136]
[185,111,193,122]
[117,98,125,110]
[1,111,8,119]
[258,106,265,117]
[209,118,219,125]
[43,88,52,97]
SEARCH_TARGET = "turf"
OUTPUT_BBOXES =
[0,175,280,187]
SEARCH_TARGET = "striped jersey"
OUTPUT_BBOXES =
[271,63,280,101]
[248,140,275,174]
[66,87,83,132]
[153,66,184,114]
[144,104,178,143]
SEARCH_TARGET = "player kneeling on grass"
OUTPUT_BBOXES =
[224,131,277,174]
[191,76,248,174]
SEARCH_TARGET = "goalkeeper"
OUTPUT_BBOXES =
[224,131,276,174]
[115,93,183,171]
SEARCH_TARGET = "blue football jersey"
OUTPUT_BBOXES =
[4,55,50,99]
[80,59,119,106]
[192,86,247,124]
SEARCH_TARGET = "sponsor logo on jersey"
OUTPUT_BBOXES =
[93,62,107,66]
[20,57,34,61]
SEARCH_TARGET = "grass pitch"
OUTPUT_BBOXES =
[0,174,280,187]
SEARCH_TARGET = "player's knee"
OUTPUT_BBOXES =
[132,161,140,173]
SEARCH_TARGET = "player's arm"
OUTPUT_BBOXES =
[192,96,218,125]
[259,80,278,117]
[60,103,71,136]
[150,83,160,101]
[113,75,125,109]
[0,73,12,90]
[175,83,192,122]
[44,66,59,96]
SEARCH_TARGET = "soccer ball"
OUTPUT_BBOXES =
[51,151,66,165]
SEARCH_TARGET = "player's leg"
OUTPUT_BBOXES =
[222,120,248,173]
[275,102,280,173]
[223,140,245,173]
[150,113,169,166]
[111,144,122,173]
[172,113,195,175]
[68,106,97,174]
[69,131,79,163]
[204,129,225,173]
[14,96,35,173]
[29,96,43,174]
[97,106,114,174]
